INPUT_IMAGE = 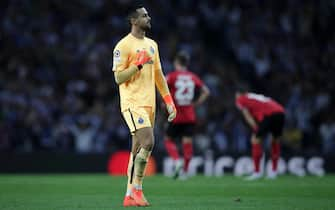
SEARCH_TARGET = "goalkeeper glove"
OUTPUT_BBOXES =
[163,95,177,122]
[134,50,151,70]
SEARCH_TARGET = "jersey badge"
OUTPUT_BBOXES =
[114,49,120,57]
[138,117,144,124]
[112,50,121,70]
[150,46,155,54]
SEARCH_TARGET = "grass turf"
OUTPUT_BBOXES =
[0,174,334,210]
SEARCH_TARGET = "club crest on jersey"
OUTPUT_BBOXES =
[150,46,155,54]
[138,117,144,124]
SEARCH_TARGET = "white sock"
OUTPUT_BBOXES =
[126,189,132,196]
[134,184,142,190]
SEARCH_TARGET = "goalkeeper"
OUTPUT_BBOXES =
[112,5,177,207]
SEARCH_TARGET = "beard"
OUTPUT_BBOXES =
[140,22,151,31]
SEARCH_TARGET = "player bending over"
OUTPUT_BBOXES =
[112,6,177,207]
[235,90,285,180]
[164,51,210,180]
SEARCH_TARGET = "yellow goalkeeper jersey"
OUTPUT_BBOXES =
[112,33,169,112]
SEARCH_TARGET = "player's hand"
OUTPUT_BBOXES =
[166,103,177,122]
[163,95,177,122]
[134,50,151,67]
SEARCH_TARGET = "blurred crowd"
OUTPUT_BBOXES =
[1,0,334,155]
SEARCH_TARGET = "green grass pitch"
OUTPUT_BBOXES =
[0,174,334,210]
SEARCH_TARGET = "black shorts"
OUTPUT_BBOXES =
[256,113,285,138]
[166,123,195,139]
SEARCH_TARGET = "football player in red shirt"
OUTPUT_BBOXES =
[164,51,210,179]
[235,90,285,180]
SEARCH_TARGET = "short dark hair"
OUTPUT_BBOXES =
[127,4,144,24]
[174,51,190,66]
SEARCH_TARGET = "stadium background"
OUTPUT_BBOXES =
[0,0,334,174]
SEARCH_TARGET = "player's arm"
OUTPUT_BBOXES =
[194,85,210,106]
[236,96,258,132]
[114,66,139,85]
[156,71,176,122]
[155,67,171,99]
[154,44,176,122]
[241,108,258,132]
